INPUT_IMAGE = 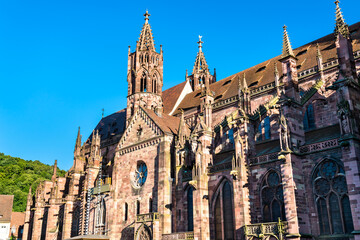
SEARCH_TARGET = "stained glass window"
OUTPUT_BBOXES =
[303,104,315,130]
[261,171,285,222]
[134,162,147,187]
[214,180,234,240]
[312,160,354,235]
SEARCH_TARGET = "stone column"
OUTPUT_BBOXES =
[157,136,172,236]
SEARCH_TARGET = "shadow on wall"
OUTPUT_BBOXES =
[120,222,135,240]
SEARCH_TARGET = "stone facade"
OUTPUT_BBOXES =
[23,2,360,240]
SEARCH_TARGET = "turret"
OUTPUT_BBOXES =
[126,11,164,122]
[188,36,216,91]
[279,25,299,100]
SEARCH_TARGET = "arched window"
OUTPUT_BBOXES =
[214,180,234,240]
[303,104,315,130]
[153,74,157,93]
[256,116,271,141]
[261,171,285,222]
[264,116,271,139]
[312,159,353,235]
[149,198,153,213]
[140,72,147,92]
[96,198,106,226]
[187,187,194,231]
[137,200,141,215]
[124,203,128,221]
[71,206,80,237]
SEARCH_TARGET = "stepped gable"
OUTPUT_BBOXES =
[0,195,13,223]
[162,81,187,114]
[89,109,127,141]
[175,22,360,114]
[142,108,181,135]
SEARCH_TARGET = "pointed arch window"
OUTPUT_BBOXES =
[214,180,234,240]
[187,187,194,231]
[71,206,80,237]
[152,74,157,93]
[149,198,153,213]
[312,159,353,235]
[136,200,141,215]
[261,171,285,222]
[140,72,147,92]
[124,202,128,221]
[303,103,315,130]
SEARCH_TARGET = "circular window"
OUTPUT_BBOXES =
[131,161,148,188]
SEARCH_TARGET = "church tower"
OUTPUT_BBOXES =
[187,36,216,91]
[126,11,164,122]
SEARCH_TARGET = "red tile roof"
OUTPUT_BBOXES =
[162,81,187,114]
[142,108,181,135]
[0,195,13,223]
[175,22,360,114]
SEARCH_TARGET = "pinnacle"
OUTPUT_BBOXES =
[192,36,209,74]
[282,25,295,58]
[316,43,322,58]
[334,0,350,38]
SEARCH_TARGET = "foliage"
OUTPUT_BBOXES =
[0,153,66,212]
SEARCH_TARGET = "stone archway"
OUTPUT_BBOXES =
[135,224,151,240]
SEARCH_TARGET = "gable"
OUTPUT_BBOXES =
[118,108,163,150]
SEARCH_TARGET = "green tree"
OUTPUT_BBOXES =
[0,153,66,212]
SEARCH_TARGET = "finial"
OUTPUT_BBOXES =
[128,46,131,55]
[144,10,150,23]
[185,69,188,79]
[102,108,104,118]
[316,43,322,58]
[334,0,350,38]
[282,25,295,58]
[242,73,248,89]
[197,35,203,52]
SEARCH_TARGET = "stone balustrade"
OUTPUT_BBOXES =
[162,231,194,240]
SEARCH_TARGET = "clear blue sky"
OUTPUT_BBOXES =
[0,0,359,170]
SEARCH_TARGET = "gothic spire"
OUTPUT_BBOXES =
[192,35,209,75]
[282,25,295,58]
[75,127,82,151]
[334,0,350,39]
[136,10,156,51]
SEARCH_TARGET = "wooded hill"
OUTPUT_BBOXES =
[0,153,66,212]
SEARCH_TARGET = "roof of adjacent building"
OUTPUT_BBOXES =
[0,195,13,223]
[10,212,25,229]
[89,109,127,141]
[174,22,360,114]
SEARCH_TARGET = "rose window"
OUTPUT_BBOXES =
[132,161,147,188]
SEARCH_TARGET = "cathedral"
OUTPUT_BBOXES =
[22,2,360,240]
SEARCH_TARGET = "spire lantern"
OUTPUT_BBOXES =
[144,10,150,24]
[282,25,295,58]
[197,35,203,52]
